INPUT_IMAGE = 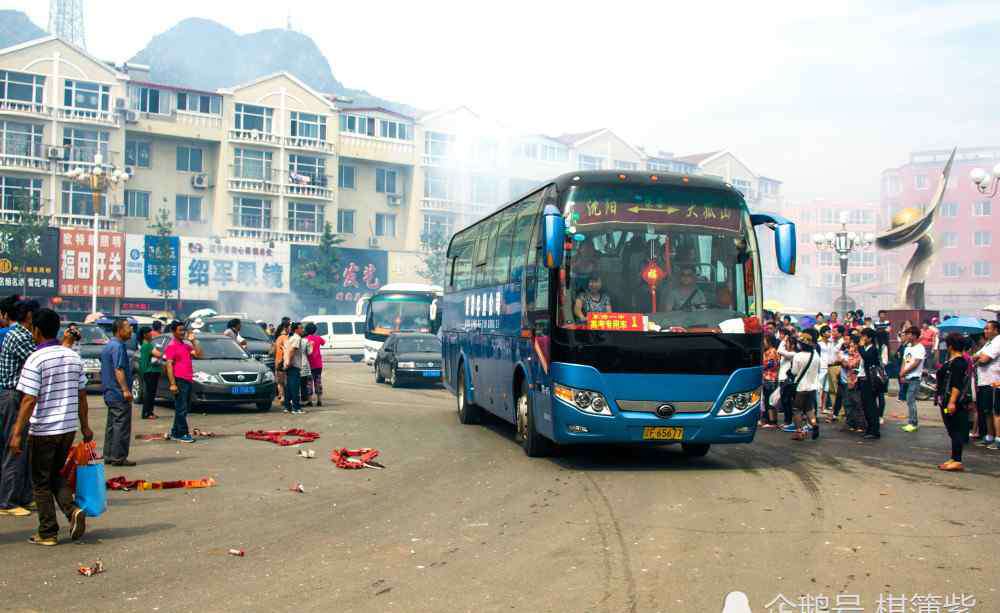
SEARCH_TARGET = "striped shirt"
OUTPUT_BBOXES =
[16,343,87,436]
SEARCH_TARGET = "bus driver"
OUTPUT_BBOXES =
[574,276,613,323]
[665,265,708,311]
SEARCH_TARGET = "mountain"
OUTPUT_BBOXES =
[0,10,47,49]
[130,18,417,116]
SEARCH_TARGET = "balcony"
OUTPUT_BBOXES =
[177,110,224,130]
[284,177,334,201]
[57,107,119,127]
[53,213,120,231]
[0,144,50,173]
[228,166,279,195]
[225,215,322,244]
[228,129,281,147]
[284,136,335,154]
[338,133,416,166]
[127,109,225,141]
[58,149,119,176]
[420,198,489,217]
[0,99,54,119]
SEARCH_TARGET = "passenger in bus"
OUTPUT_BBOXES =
[715,286,734,310]
[570,241,598,294]
[664,265,708,311]
[573,277,613,323]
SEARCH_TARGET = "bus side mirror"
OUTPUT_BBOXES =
[750,212,796,275]
[542,205,565,270]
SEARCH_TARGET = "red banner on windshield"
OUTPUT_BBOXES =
[574,201,742,234]
[586,312,646,331]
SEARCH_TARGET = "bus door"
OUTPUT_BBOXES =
[522,188,554,433]
[471,215,500,412]
[487,205,519,421]
[446,225,479,392]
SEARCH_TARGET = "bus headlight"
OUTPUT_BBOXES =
[554,383,612,416]
[720,387,762,415]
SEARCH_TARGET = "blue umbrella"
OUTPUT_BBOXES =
[937,316,986,335]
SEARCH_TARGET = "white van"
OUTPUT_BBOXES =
[301,315,365,362]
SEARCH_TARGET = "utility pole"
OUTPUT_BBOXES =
[48,0,87,49]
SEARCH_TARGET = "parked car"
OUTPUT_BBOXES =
[373,332,442,387]
[194,316,275,369]
[301,315,365,362]
[59,322,110,391]
[131,333,276,411]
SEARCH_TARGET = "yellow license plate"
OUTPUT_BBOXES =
[642,426,684,441]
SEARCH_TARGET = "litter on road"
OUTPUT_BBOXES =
[245,429,321,446]
[298,449,316,459]
[330,447,383,469]
[106,476,217,491]
[227,549,245,557]
[78,561,105,576]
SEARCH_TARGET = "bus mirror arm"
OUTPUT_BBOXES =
[542,205,566,270]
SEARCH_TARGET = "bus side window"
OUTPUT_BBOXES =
[491,205,518,286]
[452,226,479,291]
[473,217,499,288]
[526,186,555,316]
[509,191,543,283]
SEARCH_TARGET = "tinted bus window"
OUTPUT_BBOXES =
[509,191,543,283]
[490,206,518,285]
[450,226,479,291]
[473,217,499,287]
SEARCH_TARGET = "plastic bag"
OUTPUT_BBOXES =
[73,441,106,518]
[768,386,781,409]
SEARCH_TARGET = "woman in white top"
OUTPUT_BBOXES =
[776,330,798,428]
[789,328,822,441]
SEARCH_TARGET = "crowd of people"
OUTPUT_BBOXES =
[761,309,1000,472]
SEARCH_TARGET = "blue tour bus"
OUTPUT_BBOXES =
[441,171,795,457]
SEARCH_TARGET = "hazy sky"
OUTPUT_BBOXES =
[12,0,1000,201]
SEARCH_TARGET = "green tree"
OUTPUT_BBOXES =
[0,191,49,296]
[417,228,450,287]
[150,208,175,311]
[298,222,344,299]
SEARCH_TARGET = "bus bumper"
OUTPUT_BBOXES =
[545,363,761,446]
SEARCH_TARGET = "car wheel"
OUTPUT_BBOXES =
[374,360,385,383]
[681,443,710,457]
[456,363,480,424]
[351,355,363,363]
[389,366,400,388]
[515,378,551,457]
[256,400,272,412]
[131,376,142,402]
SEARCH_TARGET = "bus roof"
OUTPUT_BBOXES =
[374,283,443,295]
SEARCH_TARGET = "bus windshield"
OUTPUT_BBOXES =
[370,294,434,338]
[558,183,760,333]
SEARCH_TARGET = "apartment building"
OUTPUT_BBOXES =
[674,150,782,211]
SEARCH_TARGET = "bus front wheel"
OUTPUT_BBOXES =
[681,443,710,457]
[456,363,480,424]
[516,380,551,458]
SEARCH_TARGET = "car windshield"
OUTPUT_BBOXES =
[558,183,760,332]
[396,337,441,354]
[201,320,269,341]
[197,338,249,359]
[61,325,109,344]
[371,294,434,335]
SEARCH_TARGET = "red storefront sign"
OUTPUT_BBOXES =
[58,228,125,298]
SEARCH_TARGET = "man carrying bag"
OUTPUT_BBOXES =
[7,308,93,546]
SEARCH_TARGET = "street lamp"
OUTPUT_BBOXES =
[970,162,1000,198]
[812,211,874,312]
[65,153,130,315]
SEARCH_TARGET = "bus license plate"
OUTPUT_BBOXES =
[231,386,256,394]
[642,426,683,441]
[422,370,441,378]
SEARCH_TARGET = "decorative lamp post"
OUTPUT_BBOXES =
[812,211,874,313]
[970,162,1000,198]
[64,153,129,315]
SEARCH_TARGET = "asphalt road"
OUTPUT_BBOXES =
[2,362,998,613]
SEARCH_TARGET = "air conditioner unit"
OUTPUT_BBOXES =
[387,194,402,207]
[115,97,127,110]
[110,205,125,217]
[124,109,140,123]
[191,174,208,189]
[368,237,379,248]
[46,146,64,159]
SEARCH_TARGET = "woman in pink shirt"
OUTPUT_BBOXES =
[303,323,326,406]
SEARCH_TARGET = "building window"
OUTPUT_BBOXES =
[942,231,957,248]
[517,143,539,159]
[0,70,44,105]
[234,103,273,133]
[578,154,604,170]
[974,261,991,277]
[62,128,109,162]
[61,180,105,215]
[375,213,396,237]
[0,120,43,157]
[338,164,356,189]
[848,251,876,267]
[337,209,355,234]
[614,160,638,171]
[289,154,326,186]
[290,112,326,141]
[379,119,411,140]
[339,114,375,137]
[541,144,568,162]
[974,200,992,217]
[64,80,110,112]
[422,213,455,239]
[471,176,497,204]
[124,140,151,168]
[647,160,670,172]
[176,146,204,172]
[175,195,202,222]
[376,168,398,194]
[424,131,454,159]
[233,148,272,180]
[974,230,991,247]
[176,91,222,115]
[942,262,961,278]
[914,175,928,190]
[474,140,498,166]
[732,178,753,198]
[883,174,901,196]
[821,272,837,287]
[0,176,42,210]
[424,171,449,199]
[128,85,162,114]
[233,197,270,228]
[124,190,150,218]
[940,202,958,217]
[288,202,323,233]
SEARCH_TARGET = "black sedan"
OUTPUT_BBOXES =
[60,323,113,392]
[131,333,276,411]
[374,333,442,387]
